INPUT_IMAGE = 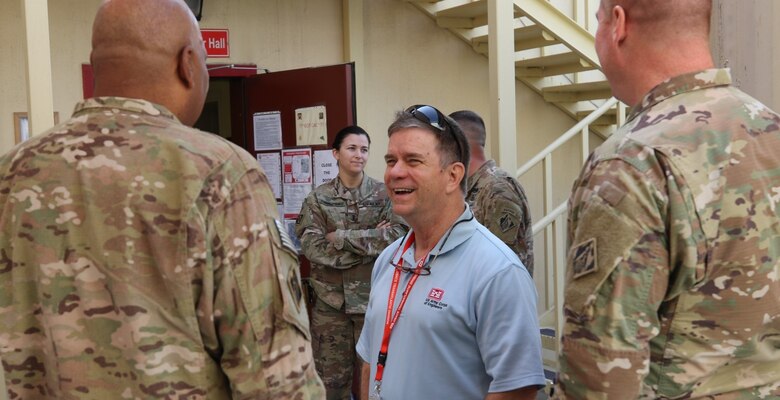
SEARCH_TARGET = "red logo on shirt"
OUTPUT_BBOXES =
[428,288,444,301]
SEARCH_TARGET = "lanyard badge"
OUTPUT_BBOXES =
[369,211,474,397]
[372,232,429,395]
[369,380,382,400]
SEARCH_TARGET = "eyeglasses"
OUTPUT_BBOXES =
[393,262,432,276]
[405,104,464,164]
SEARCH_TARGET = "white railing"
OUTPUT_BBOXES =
[517,97,621,372]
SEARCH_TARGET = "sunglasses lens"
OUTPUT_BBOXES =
[407,105,445,131]
[405,104,463,164]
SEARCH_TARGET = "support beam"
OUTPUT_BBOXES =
[488,0,517,172]
[343,0,364,122]
[22,0,55,137]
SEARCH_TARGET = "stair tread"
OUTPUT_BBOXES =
[515,51,587,67]
[542,80,610,93]
[434,0,488,19]
[434,0,525,19]
[473,23,546,43]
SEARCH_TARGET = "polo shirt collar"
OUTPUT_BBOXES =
[395,204,477,267]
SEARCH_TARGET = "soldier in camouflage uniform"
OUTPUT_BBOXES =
[555,1,780,398]
[451,110,534,276]
[0,1,324,398]
[295,126,406,400]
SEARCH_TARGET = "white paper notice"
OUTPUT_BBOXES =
[257,152,282,199]
[313,149,339,188]
[282,148,313,218]
[253,111,283,151]
[295,105,328,146]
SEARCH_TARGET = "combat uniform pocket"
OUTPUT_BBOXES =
[268,218,311,341]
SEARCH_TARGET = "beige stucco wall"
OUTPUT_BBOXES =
[711,0,780,111]
[0,0,37,150]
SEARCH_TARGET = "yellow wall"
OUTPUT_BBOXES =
[0,0,36,152]
[711,0,780,111]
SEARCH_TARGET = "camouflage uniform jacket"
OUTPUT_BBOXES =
[465,160,534,274]
[0,97,325,399]
[295,176,406,314]
[556,69,780,399]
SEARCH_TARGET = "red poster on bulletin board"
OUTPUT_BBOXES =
[282,148,312,219]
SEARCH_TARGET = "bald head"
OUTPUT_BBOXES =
[91,0,209,125]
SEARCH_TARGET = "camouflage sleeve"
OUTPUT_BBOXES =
[295,192,367,268]
[555,157,676,399]
[200,167,325,398]
[335,202,407,257]
[474,180,534,274]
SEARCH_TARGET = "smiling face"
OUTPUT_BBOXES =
[334,133,370,178]
[384,127,457,228]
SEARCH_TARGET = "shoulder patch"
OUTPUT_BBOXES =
[572,238,597,279]
[274,219,299,256]
[499,213,517,233]
[289,271,303,304]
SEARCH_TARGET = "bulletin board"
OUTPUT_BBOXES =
[242,63,356,279]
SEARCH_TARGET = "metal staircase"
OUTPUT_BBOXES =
[407,0,620,128]
[405,0,627,389]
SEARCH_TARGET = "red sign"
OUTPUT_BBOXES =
[201,29,229,58]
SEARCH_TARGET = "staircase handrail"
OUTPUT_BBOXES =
[532,200,567,236]
[516,97,618,178]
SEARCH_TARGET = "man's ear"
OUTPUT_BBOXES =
[445,162,466,195]
[612,5,627,45]
[177,45,196,89]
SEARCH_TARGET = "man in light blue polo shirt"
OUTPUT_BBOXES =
[356,105,544,400]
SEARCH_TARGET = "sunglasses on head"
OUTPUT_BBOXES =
[405,104,463,163]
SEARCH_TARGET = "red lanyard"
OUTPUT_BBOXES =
[374,232,428,383]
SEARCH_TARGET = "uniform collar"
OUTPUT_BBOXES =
[73,97,180,122]
[466,159,496,194]
[627,68,732,123]
[334,174,371,200]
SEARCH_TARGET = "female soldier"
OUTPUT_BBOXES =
[295,125,406,400]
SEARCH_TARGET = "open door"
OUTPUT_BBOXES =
[241,63,356,280]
